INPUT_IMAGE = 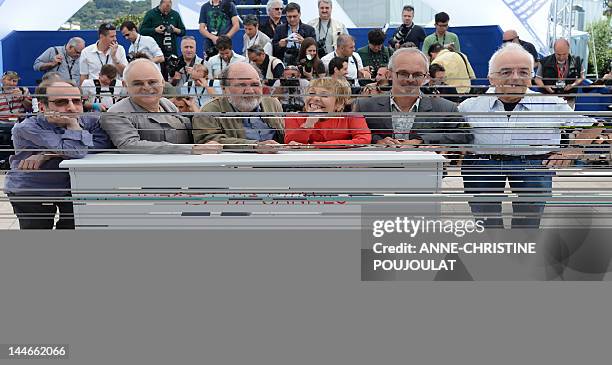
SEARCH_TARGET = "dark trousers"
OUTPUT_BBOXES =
[8,195,75,229]
[462,157,553,229]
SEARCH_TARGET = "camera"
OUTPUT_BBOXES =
[166,54,187,77]
[279,77,304,112]
[283,47,300,66]
[316,38,327,57]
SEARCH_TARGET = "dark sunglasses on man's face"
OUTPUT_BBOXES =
[503,37,517,43]
[48,98,85,107]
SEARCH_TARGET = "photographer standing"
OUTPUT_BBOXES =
[307,0,348,57]
[120,21,165,68]
[79,23,128,85]
[199,0,240,60]
[140,0,186,80]
[272,2,316,66]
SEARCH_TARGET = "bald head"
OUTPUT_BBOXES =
[553,38,571,63]
[124,58,163,84]
[221,62,262,87]
[502,30,519,43]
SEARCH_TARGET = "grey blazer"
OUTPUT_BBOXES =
[101,97,194,154]
[352,95,473,145]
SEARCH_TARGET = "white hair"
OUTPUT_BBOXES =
[318,0,333,7]
[124,58,163,83]
[388,47,430,72]
[67,37,84,48]
[488,42,534,76]
[266,0,284,15]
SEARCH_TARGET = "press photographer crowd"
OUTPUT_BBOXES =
[0,0,611,229]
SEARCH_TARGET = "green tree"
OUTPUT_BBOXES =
[586,18,612,77]
[114,14,145,29]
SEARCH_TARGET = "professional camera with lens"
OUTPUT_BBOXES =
[279,77,304,112]
[283,47,300,66]
[166,54,187,77]
[316,38,327,57]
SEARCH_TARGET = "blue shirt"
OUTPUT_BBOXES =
[198,1,238,35]
[4,114,114,196]
[241,106,276,142]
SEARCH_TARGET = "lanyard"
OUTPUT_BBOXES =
[134,35,142,53]
[66,57,76,80]
[435,33,446,46]
[318,19,331,40]
[557,63,567,79]
[96,52,110,67]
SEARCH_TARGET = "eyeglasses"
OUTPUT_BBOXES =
[502,37,518,43]
[435,23,449,28]
[492,68,532,78]
[273,7,283,10]
[2,71,18,78]
[48,98,85,107]
[122,32,131,38]
[395,71,427,81]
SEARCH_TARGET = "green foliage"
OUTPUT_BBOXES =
[68,0,150,30]
[586,18,612,77]
[114,14,145,29]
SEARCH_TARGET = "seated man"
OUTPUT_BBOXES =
[271,65,309,112]
[180,63,214,108]
[3,80,113,229]
[0,71,32,123]
[81,64,124,112]
[192,62,284,152]
[100,58,222,154]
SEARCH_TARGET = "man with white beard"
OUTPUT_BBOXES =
[192,62,285,153]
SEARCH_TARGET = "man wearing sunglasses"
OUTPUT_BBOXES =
[260,0,284,40]
[33,37,85,85]
[502,30,539,70]
[3,80,113,229]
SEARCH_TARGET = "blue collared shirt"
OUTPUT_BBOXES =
[458,89,595,155]
[241,106,276,142]
[4,114,114,196]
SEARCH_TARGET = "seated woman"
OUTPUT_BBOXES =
[297,37,326,80]
[284,78,371,148]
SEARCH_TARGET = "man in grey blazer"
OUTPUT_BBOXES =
[352,47,472,146]
[101,58,222,154]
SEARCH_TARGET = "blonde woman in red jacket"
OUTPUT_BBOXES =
[284,78,371,148]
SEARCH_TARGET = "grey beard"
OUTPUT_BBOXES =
[229,95,262,112]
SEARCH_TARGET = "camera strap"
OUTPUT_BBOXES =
[318,19,331,42]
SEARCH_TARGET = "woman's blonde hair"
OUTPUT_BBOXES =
[306,77,351,111]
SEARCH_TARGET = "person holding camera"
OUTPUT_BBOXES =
[534,38,585,109]
[272,2,316,66]
[297,37,326,80]
[199,0,240,60]
[33,37,85,85]
[120,21,165,69]
[140,0,186,80]
[307,0,348,57]
[358,29,394,77]
[169,36,205,87]
[207,36,247,89]
[272,66,310,112]
[82,64,124,112]
[242,15,273,58]
[79,23,128,85]
[389,5,426,50]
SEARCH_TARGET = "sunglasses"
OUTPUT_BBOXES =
[502,37,518,43]
[2,71,18,78]
[48,98,85,107]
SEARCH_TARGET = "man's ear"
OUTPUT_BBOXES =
[38,102,46,112]
[122,80,127,88]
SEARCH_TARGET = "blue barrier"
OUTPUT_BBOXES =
[1,25,502,89]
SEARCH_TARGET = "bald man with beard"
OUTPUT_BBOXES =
[192,62,284,153]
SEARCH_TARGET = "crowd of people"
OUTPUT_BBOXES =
[0,0,611,230]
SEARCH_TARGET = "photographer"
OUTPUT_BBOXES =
[321,34,371,87]
[247,45,284,87]
[358,28,394,77]
[169,36,204,87]
[272,66,309,112]
[121,21,165,68]
[79,23,128,85]
[272,2,316,66]
[207,36,246,86]
[307,0,348,57]
[298,38,326,80]
[199,0,240,60]
[140,0,187,80]
[389,5,426,50]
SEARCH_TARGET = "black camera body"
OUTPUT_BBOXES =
[280,77,304,112]
[316,38,327,57]
[166,54,187,76]
[283,47,300,66]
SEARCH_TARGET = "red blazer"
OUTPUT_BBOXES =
[284,115,372,147]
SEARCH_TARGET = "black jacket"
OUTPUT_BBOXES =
[352,95,472,144]
[272,22,316,60]
[539,53,583,94]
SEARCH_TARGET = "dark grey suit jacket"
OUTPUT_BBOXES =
[352,95,473,145]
